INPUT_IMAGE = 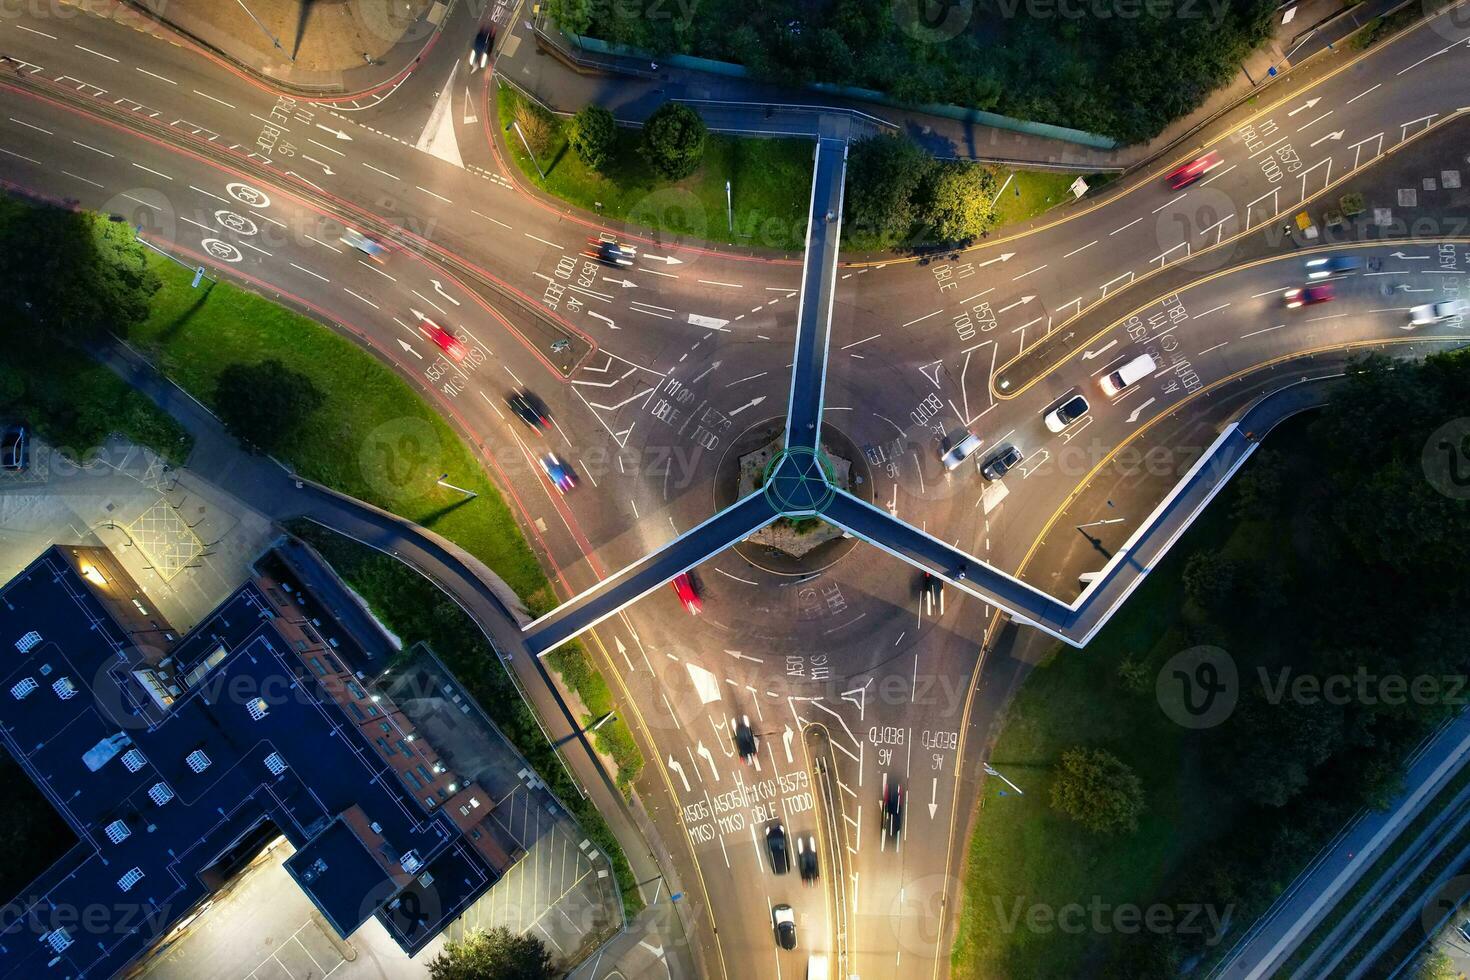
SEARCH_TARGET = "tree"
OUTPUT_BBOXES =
[1230,449,1285,520]
[641,102,707,180]
[427,927,555,980]
[1413,949,1458,980]
[513,100,554,158]
[915,161,996,243]
[213,359,324,454]
[543,0,592,35]
[0,204,159,341]
[1049,747,1145,834]
[1182,552,1239,613]
[843,134,931,245]
[568,105,617,171]
[0,362,24,407]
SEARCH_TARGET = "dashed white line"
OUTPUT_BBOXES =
[1151,194,1184,214]
[902,309,942,328]
[417,185,452,204]
[132,162,173,181]
[360,261,396,280]
[189,184,229,203]
[1345,83,1381,105]
[698,279,742,288]
[74,44,119,63]
[525,233,562,249]
[362,162,400,180]
[193,90,236,109]
[840,334,880,350]
[290,262,329,282]
[16,25,56,39]
[72,140,114,158]
[1239,323,1285,340]
[8,117,52,135]
[1109,217,1143,236]
[1011,265,1046,281]
[1192,302,1231,319]
[0,147,41,165]
[136,67,177,85]
[1200,164,1237,185]
[1062,240,1097,258]
[61,171,103,188]
[471,208,512,229]
[1197,341,1229,356]
[303,233,342,252]
[343,288,379,309]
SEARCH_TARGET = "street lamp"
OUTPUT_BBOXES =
[511,120,547,180]
[437,474,477,499]
[1075,517,1126,533]
[984,763,1025,796]
[554,711,615,747]
[235,0,294,63]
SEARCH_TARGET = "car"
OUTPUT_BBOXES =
[940,432,981,471]
[672,572,702,614]
[1100,353,1159,397]
[538,453,577,493]
[584,237,636,267]
[1044,394,1089,433]
[1166,151,1222,190]
[773,904,797,950]
[468,27,494,70]
[419,316,469,362]
[340,227,388,260]
[0,425,26,471]
[507,391,551,431]
[1305,255,1362,279]
[921,572,944,617]
[980,444,1022,481]
[1460,919,1470,944]
[1283,284,1335,309]
[732,714,758,763]
[766,822,790,874]
[1409,299,1469,325]
[882,782,904,839]
[797,834,819,882]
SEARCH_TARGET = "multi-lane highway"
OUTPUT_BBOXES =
[4,2,1470,978]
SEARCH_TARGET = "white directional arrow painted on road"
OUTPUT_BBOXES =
[1287,96,1322,117]
[1127,397,1157,424]
[300,155,335,176]
[1397,285,1434,293]
[728,395,767,417]
[429,280,462,306]
[668,755,690,792]
[642,253,683,265]
[316,123,354,140]
[588,311,619,330]
[996,295,1036,315]
[1391,251,1432,260]
[613,636,633,670]
[782,725,794,765]
[696,741,719,782]
[928,777,939,819]
[1081,339,1118,360]
[976,252,1016,268]
[398,339,422,359]
[1309,130,1345,148]
[602,277,637,288]
[692,360,722,384]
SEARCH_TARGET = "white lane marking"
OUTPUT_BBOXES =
[343,288,379,309]
[74,44,119,62]
[525,233,562,249]
[193,89,236,109]
[362,162,400,180]
[1240,323,1284,340]
[1192,302,1231,319]
[61,170,103,188]
[136,67,177,85]
[303,233,342,252]
[360,260,396,280]
[16,24,57,39]
[698,279,742,288]
[1199,163,1236,185]
[1295,110,1332,132]
[132,162,173,181]
[306,137,345,157]
[902,309,942,328]
[1011,265,1046,281]
[0,146,41,165]
[1152,193,1184,214]
[8,117,52,135]
[1063,240,1097,258]
[417,185,452,204]
[72,140,114,157]
[1197,341,1229,356]
[1110,217,1142,235]
[715,568,758,585]
[1345,83,1381,105]
[189,184,229,203]
[471,208,512,229]
[290,262,329,282]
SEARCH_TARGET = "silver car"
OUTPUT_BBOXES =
[1408,299,1468,326]
[940,433,982,471]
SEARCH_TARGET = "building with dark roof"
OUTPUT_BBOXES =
[0,544,517,978]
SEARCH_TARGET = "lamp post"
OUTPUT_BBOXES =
[437,474,477,499]
[984,762,1024,796]
[511,121,547,179]
[235,0,294,63]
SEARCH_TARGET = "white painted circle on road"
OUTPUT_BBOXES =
[200,238,242,263]
[226,182,270,209]
[214,211,258,236]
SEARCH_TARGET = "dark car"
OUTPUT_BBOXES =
[468,27,494,69]
[507,391,551,431]
[1305,255,1362,280]
[773,904,797,950]
[882,782,904,839]
[980,444,1022,481]
[797,834,819,883]
[921,572,944,617]
[733,714,758,763]
[766,822,789,874]
[1,425,27,471]
[585,237,636,267]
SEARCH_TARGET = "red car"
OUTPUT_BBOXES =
[419,316,468,362]
[1166,151,1222,190]
[1283,284,1334,309]
[672,573,701,615]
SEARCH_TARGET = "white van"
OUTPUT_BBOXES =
[1100,353,1158,397]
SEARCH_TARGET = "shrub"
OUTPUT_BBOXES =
[641,102,707,180]
[568,105,617,171]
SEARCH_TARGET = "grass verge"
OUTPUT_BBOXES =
[126,254,645,821]
[288,523,644,917]
[497,84,813,251]
[0,316,192,465]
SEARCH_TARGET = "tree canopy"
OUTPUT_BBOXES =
[1049,746,1146,835]
[427,927,555,980]
[213,358,325,454]
[568,105,618,171]
[640,102,707,180]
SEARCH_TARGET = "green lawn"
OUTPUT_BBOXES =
[952,426,1310,979]
[990,170,1093,228]
[0,325,192,465]
[498,85,814,252]
[128,255,644,791]
[290,524,644,917]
